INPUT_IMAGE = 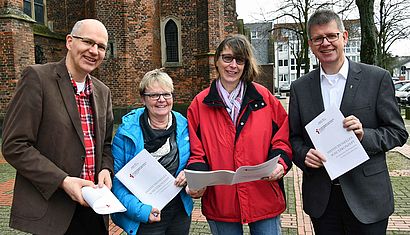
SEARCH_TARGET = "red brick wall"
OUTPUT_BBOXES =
[93,0,237,108]
[0,18,35,119]
[255,65,274,94]
[34,36,67,63]
[1,0,22,8]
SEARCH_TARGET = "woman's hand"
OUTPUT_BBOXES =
[148,208,161,223]
[174,171,188,187]
[186,185,206,199]
[262,163,284,181]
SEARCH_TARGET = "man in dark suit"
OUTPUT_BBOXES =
[289,9,408,235]
[2,19,113,234]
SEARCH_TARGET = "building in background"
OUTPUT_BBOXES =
[244,22,273,64]
[0,0,237,126]
[243,22,275,93]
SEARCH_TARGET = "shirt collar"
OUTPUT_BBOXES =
[320,57,349,82]
[69,73,93,96]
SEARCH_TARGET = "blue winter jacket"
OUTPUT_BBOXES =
[111,108,193,235]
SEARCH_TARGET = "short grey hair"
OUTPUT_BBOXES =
[307,9,345,39]
[138,69,174,96]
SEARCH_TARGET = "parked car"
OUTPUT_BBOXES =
[279,83,291,92]
[395,82,410,104]
[394,80,410,91]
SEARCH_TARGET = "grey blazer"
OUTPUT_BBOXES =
[1,59,114,234]
[289,60,408,224]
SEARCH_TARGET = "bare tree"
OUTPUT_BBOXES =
[376,0,410,70]
[356,0,376,65]
[270,0,355,78]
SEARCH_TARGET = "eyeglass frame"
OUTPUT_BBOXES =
[143,92,174,101]
[71,35,108,52]
[220,54,246,65]
[309,32,342,46]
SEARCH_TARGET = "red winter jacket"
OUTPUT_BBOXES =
[187,80,292,224]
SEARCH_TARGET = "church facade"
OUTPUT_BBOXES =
[0,0,238,124]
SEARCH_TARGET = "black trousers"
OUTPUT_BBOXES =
[311,185,388,235]
[65,204,108,235]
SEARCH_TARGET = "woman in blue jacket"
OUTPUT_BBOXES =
[111,69,193,235]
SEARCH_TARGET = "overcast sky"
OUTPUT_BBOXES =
[236,0,410,56]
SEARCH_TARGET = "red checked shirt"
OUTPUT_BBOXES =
[70,74,96,182]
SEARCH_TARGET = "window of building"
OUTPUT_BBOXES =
[284,59,288,66]
[165,20,178,62]
[345,40,360,54]
[280,75,286,81]
[161,17,182,66]
[23,0,46,24]
[251,31,258,39]
[278,60,283,66]
[291,58,295,65]
[105,41,116,59]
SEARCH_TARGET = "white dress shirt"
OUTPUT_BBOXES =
[320,57,349,110]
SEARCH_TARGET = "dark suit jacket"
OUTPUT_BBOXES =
[289,60,408,224]
[1,58,114,234]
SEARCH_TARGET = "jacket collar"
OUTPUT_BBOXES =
[54,58,85,147]
[340,60,362,115]
[203,79,264,108]
[118,108,186,146]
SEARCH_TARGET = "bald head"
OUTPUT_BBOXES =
[70,19,108,39]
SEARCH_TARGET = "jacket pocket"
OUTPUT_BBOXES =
[352,104,371,111]
[12,175,48,220]
[362,161,387,176]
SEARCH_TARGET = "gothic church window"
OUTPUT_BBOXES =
[161,17,182,66]
[165,20,178,62]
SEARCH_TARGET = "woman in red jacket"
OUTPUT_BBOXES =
[186,34,292,235]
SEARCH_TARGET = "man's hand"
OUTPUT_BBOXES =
[186,185,206,199]
[98,169,112,189]
[343,115,364,141]
[305,148,326,168]
[60,176,95,206]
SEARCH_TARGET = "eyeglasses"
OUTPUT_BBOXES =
[310,32,341,45]
[220,54,246,65]
[71,35,107,52]
[143,93,173,100]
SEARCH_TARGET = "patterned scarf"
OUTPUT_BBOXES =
[140,109,176,156]
[216,79,245,124]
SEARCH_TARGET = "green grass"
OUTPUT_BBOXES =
[387,152,410,172]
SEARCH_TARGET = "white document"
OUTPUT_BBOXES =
[305,106,369,180]
[115,149,182,210]
[185,156,279,190]
[81,185,126,215]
